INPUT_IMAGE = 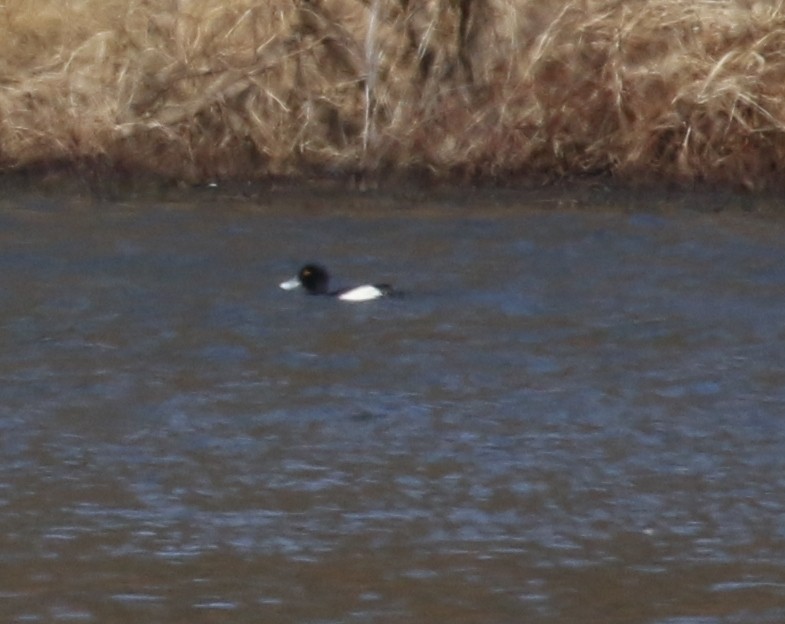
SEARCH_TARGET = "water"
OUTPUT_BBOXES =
[1,189,785,623]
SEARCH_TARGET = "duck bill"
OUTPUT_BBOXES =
[279,276,301,290]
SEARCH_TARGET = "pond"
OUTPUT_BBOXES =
[1,187,784,623]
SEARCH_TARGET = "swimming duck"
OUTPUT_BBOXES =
[279,263,393,302]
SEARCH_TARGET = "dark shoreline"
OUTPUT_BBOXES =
[1,166,782,217]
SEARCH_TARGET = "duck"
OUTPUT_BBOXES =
[279,263,393,302]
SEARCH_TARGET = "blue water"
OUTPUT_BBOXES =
[0,190,784,623]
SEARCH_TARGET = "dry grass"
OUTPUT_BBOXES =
[2,0,785,189]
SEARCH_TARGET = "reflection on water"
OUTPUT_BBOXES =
[1,191,785,623]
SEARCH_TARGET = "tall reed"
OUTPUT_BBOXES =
[1,0,785,188]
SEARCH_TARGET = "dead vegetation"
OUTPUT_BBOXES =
[1,0,785,189]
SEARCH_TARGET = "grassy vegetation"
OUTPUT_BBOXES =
[1,0,785,189]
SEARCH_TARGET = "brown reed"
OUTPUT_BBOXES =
[1,0,785,189]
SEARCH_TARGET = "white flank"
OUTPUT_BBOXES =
[338,285,383,302]
[279,277,301,290]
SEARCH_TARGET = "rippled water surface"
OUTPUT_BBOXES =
[1,189,785,623]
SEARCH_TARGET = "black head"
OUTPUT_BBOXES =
[298,264,330,294]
